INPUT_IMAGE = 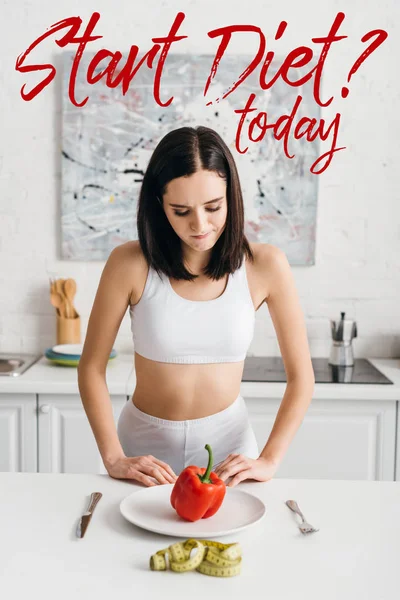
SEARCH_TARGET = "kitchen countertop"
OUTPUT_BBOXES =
[1,472,399,599]
[0,353,136,395]
[0,354,399,400]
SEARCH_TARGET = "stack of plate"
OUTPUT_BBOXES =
[45,344,117,367]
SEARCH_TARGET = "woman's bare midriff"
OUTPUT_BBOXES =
[129,242,267,421]
[131,354,245,420]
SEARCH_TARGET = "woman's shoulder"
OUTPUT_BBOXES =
[109,240,145,262]
[105,241,146,274]
[249,242,287,269]
[248,243,290,300]
[107,241,149,304]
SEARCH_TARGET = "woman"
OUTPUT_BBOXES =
[78,126,315,488]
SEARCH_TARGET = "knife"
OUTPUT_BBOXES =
[76,492,102,538]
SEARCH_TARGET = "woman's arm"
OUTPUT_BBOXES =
[214,243,315,487]
[77,242,178,486]
[258,244,315,466]
[77,243,134,468]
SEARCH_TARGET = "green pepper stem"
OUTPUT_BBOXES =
[199,444,213,484]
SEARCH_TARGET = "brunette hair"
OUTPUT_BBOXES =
[136,125,254,281]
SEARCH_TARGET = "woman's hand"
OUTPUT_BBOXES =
[213,455,278,487]
[106,455,179,487]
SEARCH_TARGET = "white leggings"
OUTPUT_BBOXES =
[117,394,260,476]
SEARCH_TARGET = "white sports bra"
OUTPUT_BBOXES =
[129,256,256,364]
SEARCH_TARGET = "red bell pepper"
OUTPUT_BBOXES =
[170,444,226,522]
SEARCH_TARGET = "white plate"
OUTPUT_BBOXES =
[52,344,84,355]
[120,483,266,538]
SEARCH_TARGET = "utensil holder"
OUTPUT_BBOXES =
[56,314,81,345]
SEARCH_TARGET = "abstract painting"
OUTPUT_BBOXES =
[61,52,319,263]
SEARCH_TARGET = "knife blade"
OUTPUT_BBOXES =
[76,492,102,538]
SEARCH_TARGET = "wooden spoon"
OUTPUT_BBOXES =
[50,292,64,317]
[55,279,70,318]
[63,279,77,318]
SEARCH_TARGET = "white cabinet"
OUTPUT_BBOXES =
[37,395,126,474]
[0,376,398,481]
[246,397,397,481]
[0,394,37,472]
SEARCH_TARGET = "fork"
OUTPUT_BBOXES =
[285,499,319,534]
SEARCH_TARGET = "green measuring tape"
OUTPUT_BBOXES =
[150,538,242,577]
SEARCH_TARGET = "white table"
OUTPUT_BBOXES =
[1,473,399,599]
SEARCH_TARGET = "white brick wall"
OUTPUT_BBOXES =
[0,0,399,358]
